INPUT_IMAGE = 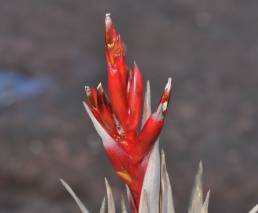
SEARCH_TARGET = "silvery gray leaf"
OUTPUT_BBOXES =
[121,195,128,213]
[139,190,150,213]
[188,162,203,213]
[105,178,116,213]
[141,80,151,128]
[201,190,210,213]
[100,197,106,213]
[83,102,110,141]
[139,140,160,213]
[83,102,118,150]
[60,179,90,213]
[160,150,175,213]
[249,204,258,213]
[125,184,131,204]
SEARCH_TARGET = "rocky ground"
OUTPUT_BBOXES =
[0,0,258,212]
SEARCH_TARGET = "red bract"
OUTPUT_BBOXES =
[84,14,172,212]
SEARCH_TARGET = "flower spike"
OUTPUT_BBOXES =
[84,14,172,212]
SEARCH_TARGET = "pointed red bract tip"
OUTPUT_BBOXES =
[160,77,172,115]
[105,13,116,46]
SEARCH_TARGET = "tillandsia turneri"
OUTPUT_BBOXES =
[83,13,172,212]
[61,13,258,213]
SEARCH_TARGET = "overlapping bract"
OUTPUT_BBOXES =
[83,14,172,211]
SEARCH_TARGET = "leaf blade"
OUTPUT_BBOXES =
[60,179,90,213]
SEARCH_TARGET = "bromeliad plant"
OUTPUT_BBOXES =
[61,14,258,213]
[83,13,171,212]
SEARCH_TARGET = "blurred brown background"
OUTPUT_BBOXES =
[0,0,258,212]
